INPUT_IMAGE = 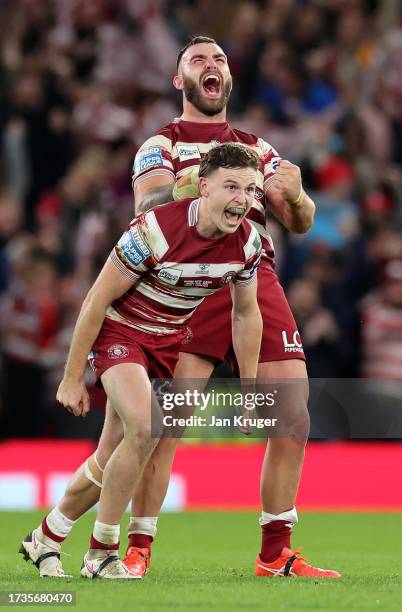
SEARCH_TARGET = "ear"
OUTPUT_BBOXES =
[199,177,209,198]
[173,74,183,91]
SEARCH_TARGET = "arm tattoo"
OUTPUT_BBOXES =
[135,185,174,214]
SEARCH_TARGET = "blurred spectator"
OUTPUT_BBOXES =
[361,259,402,379]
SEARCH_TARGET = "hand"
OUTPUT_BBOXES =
[172,168,200,200]
[56,377,90,417]
[268,160,303,205]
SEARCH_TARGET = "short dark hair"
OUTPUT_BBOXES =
[198,143,260,178]
[176,36,218,68]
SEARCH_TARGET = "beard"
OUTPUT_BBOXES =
[182,75,232,117]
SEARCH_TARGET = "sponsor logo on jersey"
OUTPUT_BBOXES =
[282,330,303,353]
[184,279,213,288]
[220,271,237,286]
[210,140,220,147]
[177,144,201,161]
[134,146,163,176]
[107,344,130,360]
[255,187,264,200]
[158,267,182,285]
[264,156,281,176]
[196,263,210,274]
[119,226,151,266]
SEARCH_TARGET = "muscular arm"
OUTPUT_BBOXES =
[134,175,175,214]
[268,189,315,234]
[56,260,135,416]
[264,160,315,234]
[230,278,262,379]
[63,260,134,382]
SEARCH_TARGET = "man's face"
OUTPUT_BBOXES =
[176,43,232,116]
[199,167,257,234]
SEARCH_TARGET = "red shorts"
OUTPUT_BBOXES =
[181,262,305,365]
[89,318,183,382]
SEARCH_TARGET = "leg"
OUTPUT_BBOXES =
[255,359,339,577]
[82,363,159,580]
[124,353,215,575]
[258,359,309,516]
[59,400,124,520]
[19,399,124,577]
[97,363,158,525]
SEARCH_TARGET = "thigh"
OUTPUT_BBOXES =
[101,362,153,435]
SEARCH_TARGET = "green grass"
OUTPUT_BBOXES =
[1,511,402,611]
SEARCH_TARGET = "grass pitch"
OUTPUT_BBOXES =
[1,511,402,611]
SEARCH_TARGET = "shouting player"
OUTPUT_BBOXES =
[20,37,340,579]
[21,144,263,579]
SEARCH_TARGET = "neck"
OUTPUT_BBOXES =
[196,198,224,238]
[181,99,227,124]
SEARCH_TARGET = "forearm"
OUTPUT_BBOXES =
[232,308,263,379]
[64,294,108,381]
[135,184,174,214]
[286,191,315,233]
[270,190,315,234]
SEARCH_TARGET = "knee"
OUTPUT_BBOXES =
[269,435,307,459]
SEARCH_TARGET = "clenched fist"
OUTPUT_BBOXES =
[172,168,200,200]
[268,160,303,206]
[56,377,90,417]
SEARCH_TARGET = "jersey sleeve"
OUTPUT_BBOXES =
[110,214,156,283]
[234,227,262,286]
[132,134,175,187]
[258,138,282,192]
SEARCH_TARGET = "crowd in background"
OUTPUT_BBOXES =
[1,0,402,438]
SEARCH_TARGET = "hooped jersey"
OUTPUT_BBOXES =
[107,198,262,336]
[132,119,281,263]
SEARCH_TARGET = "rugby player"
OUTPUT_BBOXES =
[20,144,263,579]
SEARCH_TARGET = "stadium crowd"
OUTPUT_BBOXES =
[1,0,402,438]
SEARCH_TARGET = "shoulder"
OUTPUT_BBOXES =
[230,127,280,159]
[238,220,262,258]
[140,199,193,254]
[136,122,176,154]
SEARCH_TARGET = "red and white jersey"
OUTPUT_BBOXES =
[108,198,262,336]
[132,119,281,263]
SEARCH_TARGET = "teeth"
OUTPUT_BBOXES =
[226,208,245,215]
[203,75,219,84]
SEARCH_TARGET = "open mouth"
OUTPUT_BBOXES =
[202,74,222,98]
[224,206,246,225]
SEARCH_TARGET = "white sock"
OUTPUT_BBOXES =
[43,507,76,539]
[127,516,158,538]
[259,506,298,528]
[92,520,120,546]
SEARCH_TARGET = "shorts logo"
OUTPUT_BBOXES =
[118,226,151,266]
[220,271,237,286]
[182,326,194,345]
[177,145,200,161]
[134,147,163,176]
[107,344,129,360]
[282,330,303,353]
[158,267,182,285]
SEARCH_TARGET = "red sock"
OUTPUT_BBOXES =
[128,534,153,550]
[260,520,292,563]
[90,534,119,551]
[41,518,65,543]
